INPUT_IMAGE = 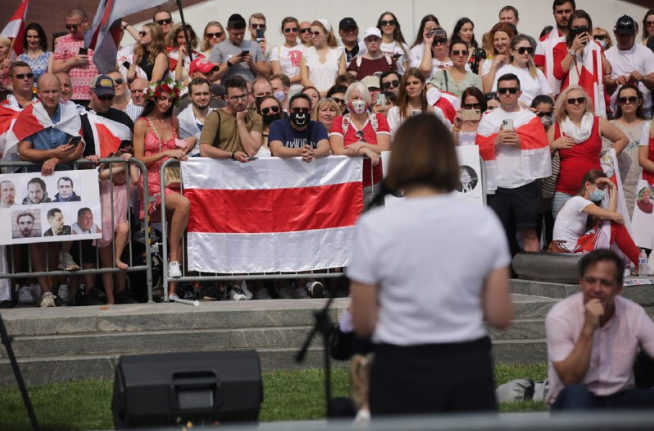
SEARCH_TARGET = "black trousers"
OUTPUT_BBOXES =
[369,337,497,416]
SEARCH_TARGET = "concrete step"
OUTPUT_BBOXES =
[512,279,654,306]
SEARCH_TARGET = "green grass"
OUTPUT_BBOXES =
[0,364,547,430]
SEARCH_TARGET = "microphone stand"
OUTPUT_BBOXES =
[296,296,335,418]
[0,312,39,431]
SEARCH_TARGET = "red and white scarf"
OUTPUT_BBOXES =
[475,108,551,191]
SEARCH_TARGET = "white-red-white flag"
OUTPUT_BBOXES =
[0,0,29,60]
[86,0,170,73]
[183,157,363,273]
[83,111,132,157]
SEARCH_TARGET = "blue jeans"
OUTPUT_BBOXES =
[551,383,654,411]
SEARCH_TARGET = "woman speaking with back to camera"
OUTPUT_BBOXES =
[348,114,513,416]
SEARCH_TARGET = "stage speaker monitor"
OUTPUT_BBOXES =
[112,350,263,429]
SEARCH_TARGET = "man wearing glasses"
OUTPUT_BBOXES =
[605,15,654,119]
[209,14,269,84]
[269,93,330,162]
[80,75,134,158]
[299,22,313,47]
[52,8,99,107]
[476,73,550,253]
[4,62,36,110]
[545,249,654,411]
[200,75,263,162]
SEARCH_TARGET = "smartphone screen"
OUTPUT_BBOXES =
[412,109,422,116]
[69,136,82,146]
[256,28,265,39]
[78,47,88,55]
[241,50,249,56]
[377,94,386,106]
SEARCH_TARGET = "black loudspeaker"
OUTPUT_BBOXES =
[112,350,263,429]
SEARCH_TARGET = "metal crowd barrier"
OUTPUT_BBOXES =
[157,152,487,298]
[0,158,154,303]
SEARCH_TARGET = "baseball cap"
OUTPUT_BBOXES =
[360,75,380,91]
[614,15,636,35]
[190,57,219,75]
[363,28,382,40]
[211,84,225,98]
[339,17,358,31]
[90,74,115,96]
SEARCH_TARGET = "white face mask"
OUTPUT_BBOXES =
[348,100,368,115]
[273,91,285,101]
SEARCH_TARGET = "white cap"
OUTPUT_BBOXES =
[363,27,382,40]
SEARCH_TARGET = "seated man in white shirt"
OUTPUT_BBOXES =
[178,77,214,157]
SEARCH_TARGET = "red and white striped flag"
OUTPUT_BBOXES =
[4,100,82,161]
[183,157,363,273]
[84,111,132,157]
[427,87,460,124]
[475,108,551,191]
[0,0,29,60]
[571,42,607,118]
[86,0,170,73]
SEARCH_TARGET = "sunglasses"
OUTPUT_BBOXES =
[206,32,222,39]
[435,38,448,45]
[284,27,298,33]
[618,96,639,104]
[566,97,586,105]
[382,80,400,89]
[65,24,81,31]
[113,78,124,85]
[291,107,311,114]
[331,97,345,104]
[261,106,280,115]
[311,31,323,37]
[251,24,266,29]
[463,103,481,109]
[15,73,34,80]
[299,28,312,34]
[647,21,654,27]
[380,20,397,27]
[139,31,148,37]
[452,49,469,57]
[516,46,534,55]
[537,111,553,117]
[98,95,114,101]
[593,34,607,40]
[156,19,172,25]
[497,87,519,94]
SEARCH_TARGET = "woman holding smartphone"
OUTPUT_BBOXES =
[387,68,450,138]
[452,87,486,145]
[553,10,610,117]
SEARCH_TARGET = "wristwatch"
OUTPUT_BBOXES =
[568,48,577,57]
[231,151,236,160]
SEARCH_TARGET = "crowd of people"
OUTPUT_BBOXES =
[0,2,652,305]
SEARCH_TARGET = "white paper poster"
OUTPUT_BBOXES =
[0,170,101,245]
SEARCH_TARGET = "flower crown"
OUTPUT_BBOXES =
[144,78,184,105]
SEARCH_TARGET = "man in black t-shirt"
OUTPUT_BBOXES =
[80,74,134,157]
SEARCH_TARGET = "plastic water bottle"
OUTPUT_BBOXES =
[638,249,649,277]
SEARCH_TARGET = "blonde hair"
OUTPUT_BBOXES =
[311,20,338,48]
[135,23,166,66]
[313,97,341,120]
[553,86,594,124]
[200,21,224,52]
[509,34,537,79]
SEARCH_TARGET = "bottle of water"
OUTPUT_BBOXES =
[638,249,649,277]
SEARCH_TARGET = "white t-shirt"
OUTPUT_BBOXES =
[553,195,593,250]
[269,44,306,93]
[605,44,654,110]
[380,41,409,74]
[347,194,511,346]
[491,64,552,106]
[386,105,451,138]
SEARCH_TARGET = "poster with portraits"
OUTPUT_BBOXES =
[631,178,654,250]
[381,146,484,208]
[0,170,101,245]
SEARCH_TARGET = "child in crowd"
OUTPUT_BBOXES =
[97,152,140,304]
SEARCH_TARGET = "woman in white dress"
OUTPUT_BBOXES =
[270,17,306,94]
[300,19,346,97]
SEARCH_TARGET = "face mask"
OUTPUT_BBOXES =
[590,187,605,202]
[290,112,309,127]
[347,100,368,115]
[273,91,286,102]
[262,113,281,124]
[540,115,552,129]
[598,40,607,49]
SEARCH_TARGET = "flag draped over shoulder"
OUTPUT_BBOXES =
[183,157,364,273]
[0,0,29,60]
[83,111,132,157]
[85,0,170,73]
[475,109,551,191]
[0,99,22,159]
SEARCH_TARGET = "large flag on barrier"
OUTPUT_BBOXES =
[183,157,363,273]
[85,0,170,73]
[0,0,29,60]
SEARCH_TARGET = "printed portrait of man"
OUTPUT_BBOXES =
[12,211,41,238]
[1,180,16,208]
[72,208,102,235]
[22,178,51,205]
[53,177,81,202]
[43,208,72,236]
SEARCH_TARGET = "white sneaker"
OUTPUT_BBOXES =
[62,253,80,271]
[40,292,56,307]
[58,284,69,302]
[18,286,33,304]
[239,282,253,300]
[168,261,182,278]
[168,293,180,301]
[225,286,247,301]
[306,281,325,298]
